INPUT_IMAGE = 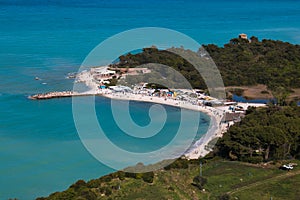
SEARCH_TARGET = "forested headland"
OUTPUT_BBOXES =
[112,36,300,103]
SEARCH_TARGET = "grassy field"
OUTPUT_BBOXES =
[42,159,300,200]
[230,169,300,200]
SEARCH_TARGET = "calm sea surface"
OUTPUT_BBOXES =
[1,0,300,199]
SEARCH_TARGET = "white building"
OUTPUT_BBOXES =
[91,66,117,83]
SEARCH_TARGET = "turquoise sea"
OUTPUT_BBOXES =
[1,0,300,199]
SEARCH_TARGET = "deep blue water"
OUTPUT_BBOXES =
[1,0,300,199]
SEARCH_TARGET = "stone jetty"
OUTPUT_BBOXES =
[28,91,93,100]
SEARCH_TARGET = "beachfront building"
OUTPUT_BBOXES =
[221,112,245,128]
[108,85,133,94]
[91,66,117,83]
[110,67,151,76]
[92,66,116,78]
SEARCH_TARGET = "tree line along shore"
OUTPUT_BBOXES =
[112,36,300,105]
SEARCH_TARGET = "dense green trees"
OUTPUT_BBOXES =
[215,106,300,162]
[113,37,300,91]
[113,47,206,89]
[205,38,300,90]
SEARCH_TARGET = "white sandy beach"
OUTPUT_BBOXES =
[76,70,266,159]
[101,92,226,159]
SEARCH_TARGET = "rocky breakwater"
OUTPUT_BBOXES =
[28,91,80,100]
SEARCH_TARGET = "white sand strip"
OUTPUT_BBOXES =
[102,92,226,159]
[76,70,265,159]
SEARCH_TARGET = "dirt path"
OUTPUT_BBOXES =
[227,169,300,195]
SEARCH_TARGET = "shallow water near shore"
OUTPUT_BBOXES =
[1,0,300,199]
[0,94,210,199]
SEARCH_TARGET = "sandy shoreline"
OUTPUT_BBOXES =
[29,85,265,159]
[101,92,227,159]
[73,70,266,159]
